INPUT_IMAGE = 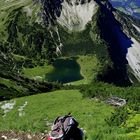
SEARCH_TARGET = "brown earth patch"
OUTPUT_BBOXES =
[0,131,48,140]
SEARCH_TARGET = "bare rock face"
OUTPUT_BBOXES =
[114,12,140,81]
[57,0,97,31]
[126,37,140,80]
[106,97,126,107]
[42,0,97,31]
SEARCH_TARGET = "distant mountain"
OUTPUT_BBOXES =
[110,0,140,19]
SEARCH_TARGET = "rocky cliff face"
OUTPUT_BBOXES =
[115,11,140,81]
[56,0,97,31]
[110,0,140,19]
[42,0,97,30]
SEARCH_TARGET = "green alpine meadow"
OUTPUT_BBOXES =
[0,0,140,139]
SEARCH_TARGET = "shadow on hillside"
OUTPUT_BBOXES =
[64,127,83,140]
[42,0,63,25]
[95,0,133,86]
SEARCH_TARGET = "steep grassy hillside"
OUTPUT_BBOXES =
[0,89,139,139]
[81,82,140,139]
[0,0,33,36]
[0,0,62,99]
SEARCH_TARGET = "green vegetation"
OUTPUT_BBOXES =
[81,82,140,100]
[77,55,99,83]
[0,0,61,100]
[22,64,53,80]
[125,114,140,139]
[0,0,32,32]
[0,72,60,100]
[0,89,139,139]
[0,90,124,139]
[0,0,57,65]
[0,77,26,92]
[80,82,140,139]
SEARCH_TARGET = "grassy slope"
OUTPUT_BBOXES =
[0,89,131,140]
[76,55,99,84]
[0,89,139,139]
[125,114,140,139]
[0,77,26,92]
[22,64,53,80]
[0,0,32,32]
[0,0,49,97]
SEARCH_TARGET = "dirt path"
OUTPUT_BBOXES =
[0,131,47,140]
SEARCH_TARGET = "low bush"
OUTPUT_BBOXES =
[81,82,140,130]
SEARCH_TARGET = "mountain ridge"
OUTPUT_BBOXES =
[110,0,140,19]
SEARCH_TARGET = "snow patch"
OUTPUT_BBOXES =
[57,0,97,31]
[5,0,13,2]
[33,76,43,81]
[55,27,63,55]
[49,27,63,55]
[127,38,140,80]
[133,24,140,33]
[18,101,28,117]
[1,101,16,117]
[23,6,33,16]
